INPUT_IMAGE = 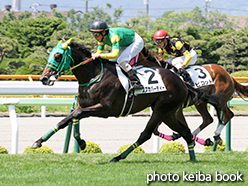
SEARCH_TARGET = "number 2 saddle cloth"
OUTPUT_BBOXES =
[116,65,167,96]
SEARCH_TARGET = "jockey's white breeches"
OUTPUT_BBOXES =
[167,49,197,69]
[109,33,144,72]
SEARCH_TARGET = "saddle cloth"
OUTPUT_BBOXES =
[185,65,214,88]
[116,65,167,95]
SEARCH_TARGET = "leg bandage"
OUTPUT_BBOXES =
[214,124,225,136]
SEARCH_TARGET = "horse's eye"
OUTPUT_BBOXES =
[54,53,62,62]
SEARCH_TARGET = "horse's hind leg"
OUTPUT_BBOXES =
[187,103,214,146]
[110,112,162,162]
[214,103,234,145]
[193,103,214,135]
[153,109,186,141]
[155,110,206,146]
[153,122,174,141]
[162,116,196,162]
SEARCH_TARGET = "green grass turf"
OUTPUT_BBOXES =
[0,152,247,185]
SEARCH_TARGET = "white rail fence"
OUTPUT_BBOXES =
[0,81,78,154]
[1,81,247,154]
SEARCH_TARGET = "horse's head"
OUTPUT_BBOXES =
[40,38,73,86]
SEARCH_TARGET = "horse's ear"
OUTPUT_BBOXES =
[57,40,62,45]
[62,38,73,49]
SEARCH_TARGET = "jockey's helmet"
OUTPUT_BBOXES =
[89,20,109,32]
[153,30,169,40]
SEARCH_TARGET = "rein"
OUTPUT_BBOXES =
[70,57,94,70]
[134,56,149,67]
[74,58,104,87]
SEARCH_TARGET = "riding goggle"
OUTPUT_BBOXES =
[92,32,101,37]
[154,39,164,44]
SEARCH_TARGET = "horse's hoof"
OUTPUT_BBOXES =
[109,155,121,163]
[214,135,223,145]
[190,158,197,163]
[79,139,86,150]
[204,138,213,146]
[31,142,42,149]
[172,133,181,140]
[109,158,119,163]
[216,139,223,145]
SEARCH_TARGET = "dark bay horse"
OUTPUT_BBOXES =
[31,39,220,162]
[138,47,248,145]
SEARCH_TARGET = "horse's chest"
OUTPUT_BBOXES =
[78,88,99,107]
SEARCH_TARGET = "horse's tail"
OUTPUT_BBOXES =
[232,77,248,97]
[185,84,223,124]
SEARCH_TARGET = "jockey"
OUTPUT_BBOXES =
[153,29,196,86]
[89,20,144,90]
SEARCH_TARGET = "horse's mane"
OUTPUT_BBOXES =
[141,47,157,61]
[70,41,115,67]
[70,42,92,58]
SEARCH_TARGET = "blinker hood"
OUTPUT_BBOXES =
[47,39,73,73]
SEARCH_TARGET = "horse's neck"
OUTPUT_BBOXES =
[138,48,161,67]
[72,60,102,84]
[137,54,160,67]
[72,59,116,85]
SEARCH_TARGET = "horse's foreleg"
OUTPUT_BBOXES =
[31,106,82,149]
[110,113,161,162]
[31,124,61,148]
[73,118,86,151]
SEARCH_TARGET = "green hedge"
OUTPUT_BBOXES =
[71,141,102,153]
[204,141,233,152]
[23,145,54,154]
[117,144,145,153]
[159,142,185,153]
[0,146,9,154]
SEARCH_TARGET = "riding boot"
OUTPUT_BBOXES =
[181,69,194,86]
[126,69,144,90]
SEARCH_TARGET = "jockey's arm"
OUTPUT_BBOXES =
[92,42,104,59]
[157,48,164,61]
[92,44,119,59]
[182,50,192,68]
[93,36,120,59]
[99,48,119,59]
[175,41,192,68]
